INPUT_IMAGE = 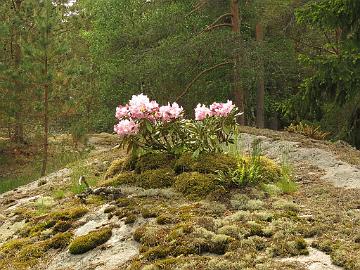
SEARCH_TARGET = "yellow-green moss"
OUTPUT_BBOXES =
[0,232,72,269]
[139,168,175,189]
[271,237,308,257]
[68,227,112,254]
[46,232,73,249]
[156,214,178,225]
[133,225,168,246]
[0,238,31,254]
[97,172,139,187]
[53,221,72,233]
[135,153,175,173]
[125,214,137,224]
[141,208,159,218]
[174,153,237,174]
[174,172,219,199]
[104,157,135,179]
[51,206,89,221]
[143,245,171,260]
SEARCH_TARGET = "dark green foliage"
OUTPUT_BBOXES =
[68,227,112,255]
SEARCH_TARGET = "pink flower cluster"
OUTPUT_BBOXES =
[114,119,139,135]
[195,100,235,120]
[114,94,184,136]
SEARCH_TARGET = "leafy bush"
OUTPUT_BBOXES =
[114,94,240,156]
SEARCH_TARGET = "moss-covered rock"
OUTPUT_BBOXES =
[51,206,89,221]
[174,172,219,199]
[97,172,139,187]
[53,220,72,233]
[156,214,178,225]
[135,153,175,173]
[68,227,112,254]
[139,168,175,189]
[174,153,237,174]
[104,157,135,179]
[46,232,73,249]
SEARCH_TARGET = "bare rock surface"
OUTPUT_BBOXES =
[44,205,141,270]
[240,133,360,188]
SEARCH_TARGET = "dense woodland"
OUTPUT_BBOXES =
[1,0,360,174]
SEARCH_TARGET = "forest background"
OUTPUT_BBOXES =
[0,0,360,181]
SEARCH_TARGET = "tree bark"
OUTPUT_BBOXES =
[256,22,265,128]
[230,0,245,125]
[41,6,49,177]
[12,0,25,143]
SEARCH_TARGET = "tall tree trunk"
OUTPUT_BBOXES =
[256,22,265,128]
[41,10,49,177]
[230,0,245,125]
[12,0,25,143]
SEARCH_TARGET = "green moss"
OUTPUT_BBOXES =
[0,238,31,254]
[104,205,117,213]
[68,227,112,254]
[104,157,135,179]
[125,214,137,224]
[174,172,219,199]
[24,219,56,236]
[133,225,168,246]
[156,214,178,225]
[141,208,159,218]
[97,172,139,187]
[143,245,171,260]
[210,234,232,254]
[116,197,133,207]
[139,168,175,189]
[46,232,73,249]
[174,153,237,174]
[51,206,89,221]
[135,153,175,173]
[271,237,308,257]
[53,221,72,233]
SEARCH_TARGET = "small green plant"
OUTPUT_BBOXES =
[217,139,263,187]
[276,145,297,194]
[52,189,66,200]
[285,122,330,140]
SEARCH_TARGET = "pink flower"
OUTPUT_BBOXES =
[114,119,139,136]
[195,104,211,120]
[115,105,129,120]
[159,102,183,122]
[128,94,159,119]
[210,100,235,117]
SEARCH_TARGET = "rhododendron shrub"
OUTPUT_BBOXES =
[114,94,188,155]
[114,94,241,156]
[189,100,240,155]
